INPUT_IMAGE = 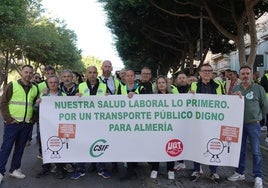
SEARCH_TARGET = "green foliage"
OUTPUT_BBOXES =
[99,0,267,74]
[82,56,102,75]
[0,0,84,86]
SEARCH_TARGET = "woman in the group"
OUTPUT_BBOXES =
[149,75,175,180]
[118,69,139,94]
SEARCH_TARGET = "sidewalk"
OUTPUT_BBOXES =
[0,117,267,187]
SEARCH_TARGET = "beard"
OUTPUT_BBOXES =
[241,78,251,84]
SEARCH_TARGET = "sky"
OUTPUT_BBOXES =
[41,0,124,70]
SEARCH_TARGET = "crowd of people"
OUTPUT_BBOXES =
[0,61,267,188]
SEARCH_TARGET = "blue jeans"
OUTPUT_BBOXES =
[193,162,217,174]
[236,122,263,178]
[0,122,32,175]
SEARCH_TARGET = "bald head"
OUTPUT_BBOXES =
[86,66,98,83]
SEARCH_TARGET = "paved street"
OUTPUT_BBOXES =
[0,115,267,188]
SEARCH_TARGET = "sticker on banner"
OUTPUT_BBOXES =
[165,139,183,157]
[89,139,109,158]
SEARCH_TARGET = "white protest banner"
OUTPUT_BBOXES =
[39,93,244,167]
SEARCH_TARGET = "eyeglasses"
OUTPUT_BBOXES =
[200,70,213,73]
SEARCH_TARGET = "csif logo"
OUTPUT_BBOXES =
[89,139,109,157]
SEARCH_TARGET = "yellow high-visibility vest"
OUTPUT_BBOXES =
[78,82,107,96]
[8,81,38,123]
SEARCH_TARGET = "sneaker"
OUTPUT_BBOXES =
[64,164,74,173]
[261,126,267,131]
[210,173,220,184]
[98,170,111,179]
[174,162,186,171]
[254,177,263,188]
[228,172,245,181]
[36,168,49,178]
[168,171,175,180]
[150,170,158,179]
[71,169,86,180]
[9,169,26,179]
[37,154,43,160]
[0,173,3,184]
[199,165,203,174]
[265,137,268,143]
[190,171,201,182]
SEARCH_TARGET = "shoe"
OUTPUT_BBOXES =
[71,169,86,180]
[265,137,268,143]
[254,177,263,188]
[50,165,57,173]
[210,173,220,184]
[261,126,267,131]
[98,170,111,179]
[9,169,26,179]
[199,165,203,174]
[0,173,3,184]
[150,170,158,179]
[168,171,175,180]
[64,164,74,173]
[36,168,49,178]
[228,172,245,181]
[190,171,201,182]
[37,154,43,160]
[174,162,186,171]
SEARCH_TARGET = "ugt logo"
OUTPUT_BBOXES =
[89,139,109,157]
[166,139,183,157]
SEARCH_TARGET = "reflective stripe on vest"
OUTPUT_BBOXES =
[8,81,38,123]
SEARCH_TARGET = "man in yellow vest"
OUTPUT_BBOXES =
[135,67,154,94]
[0,65,38,184]
[189,64,223,184]
[71,66,108,180]
[36,65,56,159]
[98,60,120,95]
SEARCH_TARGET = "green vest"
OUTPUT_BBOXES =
[171,85,179,94]
[78,82,107,96]
[8,81,38,123]
[214,79,226,94]
[190,81,223,94]
[135,83,156,94]
[37,81,47,97]
[119,83,138,95]
[98,76,120,94]
[120,84,128,95]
